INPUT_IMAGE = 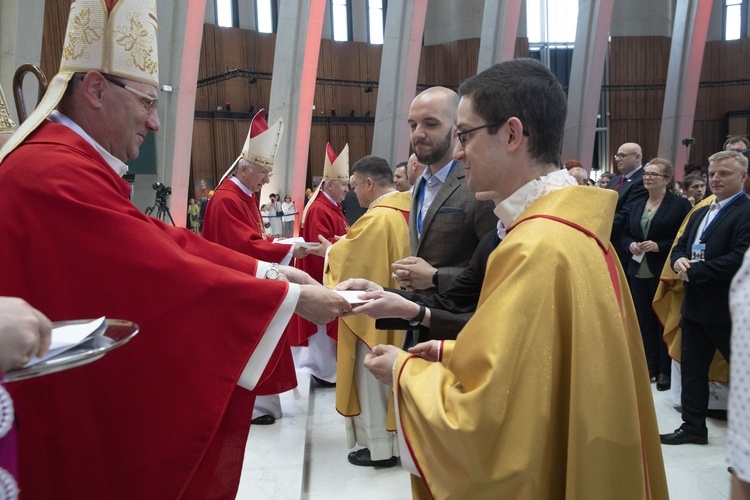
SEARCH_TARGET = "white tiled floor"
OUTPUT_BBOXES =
[237,373,731,499]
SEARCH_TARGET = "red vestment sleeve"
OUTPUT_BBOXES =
[0,122,294,498]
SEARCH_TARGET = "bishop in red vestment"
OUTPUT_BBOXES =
[292,144,351,383]
[0,1,349,497]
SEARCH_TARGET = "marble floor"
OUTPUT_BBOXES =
[236,372,731,499]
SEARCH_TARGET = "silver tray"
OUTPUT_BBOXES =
[4,319,139,382]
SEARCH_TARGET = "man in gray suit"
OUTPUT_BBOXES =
[392,87,496,337]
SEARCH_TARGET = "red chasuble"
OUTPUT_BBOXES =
[0,121,293,499]
[202,179,293,264]
[292,193,349,345]
[202,178,297,396]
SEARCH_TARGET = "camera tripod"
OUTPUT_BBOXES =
[145,197,175,225]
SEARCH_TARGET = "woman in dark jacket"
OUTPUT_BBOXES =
[622,158,692,391]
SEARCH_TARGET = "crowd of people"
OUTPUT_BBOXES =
[1,1,749,498]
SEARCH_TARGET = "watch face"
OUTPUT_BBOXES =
[266,267,279,279]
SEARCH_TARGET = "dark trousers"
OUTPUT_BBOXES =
[630,276,670,375]
[679,316,731,437]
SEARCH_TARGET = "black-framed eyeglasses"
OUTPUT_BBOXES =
[642,172,669,179]
[102,74,158,114]
[614,152,636,160]
[456,118,529,147]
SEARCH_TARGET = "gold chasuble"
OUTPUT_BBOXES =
[394,187,668,499]
[652,194,729,382]
[325,191,412,430]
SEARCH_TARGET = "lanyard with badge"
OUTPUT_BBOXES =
[691,190,746,261]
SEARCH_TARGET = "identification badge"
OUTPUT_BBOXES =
[691,243,706,261]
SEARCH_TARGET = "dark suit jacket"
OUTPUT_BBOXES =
[608,168,648,267]
[376,228,499,341]
[671,194,750,327]
[621,191,692,276]
[410,161,497,294]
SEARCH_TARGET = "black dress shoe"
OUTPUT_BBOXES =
[660,428,708,445]
[311,375,336,388]
[251,414,276,425]
[707,409,728,421]
[656,374,671,391]
[347,448,398,467]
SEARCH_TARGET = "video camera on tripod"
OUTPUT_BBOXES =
[152,182,172,205]
[145,182,175,225]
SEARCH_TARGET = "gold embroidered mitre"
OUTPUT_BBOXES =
[0,0,159,163]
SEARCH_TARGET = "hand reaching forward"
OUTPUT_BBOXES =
[295,285,352,325]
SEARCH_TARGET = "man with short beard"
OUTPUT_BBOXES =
[391,88,496,345]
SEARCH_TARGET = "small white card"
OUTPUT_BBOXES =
[272,237,320,248]
[334,290,372,305]
[631,253,645,263]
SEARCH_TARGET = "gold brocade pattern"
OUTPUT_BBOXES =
[62,7,103,62]
[0,87,15,133]
[114,14,158,75]
[395,187,669,499]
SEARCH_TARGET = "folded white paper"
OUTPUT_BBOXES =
[25,317,107,367]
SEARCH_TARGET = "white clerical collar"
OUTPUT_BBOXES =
[368,189,398,209]
[321,189,339,206]
[48,110,129,177]
[229,175,256,198]
[494,168,578,229]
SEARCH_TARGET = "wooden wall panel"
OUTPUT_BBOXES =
[40,0,72,78]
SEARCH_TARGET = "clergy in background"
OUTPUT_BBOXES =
[292,144,351,384]
[202,109,307,425]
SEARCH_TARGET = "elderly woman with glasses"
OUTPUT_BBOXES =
[622,158,692,391]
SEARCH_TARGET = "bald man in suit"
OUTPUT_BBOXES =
[608,142,648,271]
[391,88,496,345]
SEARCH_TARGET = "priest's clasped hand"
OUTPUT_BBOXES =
[391,257,437,291]
[363,344,403,386]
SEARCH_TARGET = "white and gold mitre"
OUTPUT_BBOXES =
[0,0,159,163]
[300,143,350,227]
[240,109,284,168]
[217,109,284,186]
[323,143,349,181]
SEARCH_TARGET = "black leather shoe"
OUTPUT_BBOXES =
[656,374,671,391]
[251,414,276,425]
[311,375,336,388]
[660,429,708,445]
[707,409,728,421]
[347,448,398,467]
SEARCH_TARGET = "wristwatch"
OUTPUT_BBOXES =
[265,263,280,280]
[408,304,426,327]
